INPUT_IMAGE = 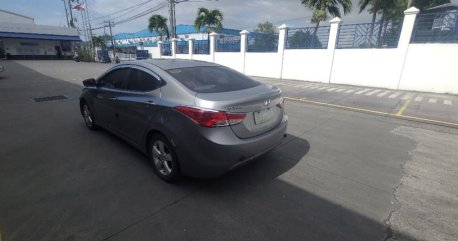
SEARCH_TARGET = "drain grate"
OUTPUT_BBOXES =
[33,95,68,103]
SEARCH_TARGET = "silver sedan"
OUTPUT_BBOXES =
[79,59,288,181]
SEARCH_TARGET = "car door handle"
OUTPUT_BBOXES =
[144,100,156,105]
[109,97,118,101]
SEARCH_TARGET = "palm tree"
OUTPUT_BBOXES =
[148,14,169,41]
[301,0,352,28]
[194,7,223,40]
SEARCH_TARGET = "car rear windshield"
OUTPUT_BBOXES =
[166,66,260,93]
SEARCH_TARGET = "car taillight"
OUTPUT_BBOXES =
[174,106,246,127]
[276,97,284,109]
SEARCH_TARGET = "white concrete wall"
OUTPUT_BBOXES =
[175,54,189,59]
[143,46,160,59]
[282,49,333,83]
[214,52,244,73]
[330,49,405,89]
[139,8,458,95]
[399,44,458,94]
[244,53,282,78]
[192,54,213,62]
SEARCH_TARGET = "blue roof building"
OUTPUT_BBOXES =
[111,24,241,47]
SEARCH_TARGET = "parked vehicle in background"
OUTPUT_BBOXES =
[79,59,288,182]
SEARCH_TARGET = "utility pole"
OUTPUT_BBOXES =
[83,0,94,55]
[107,21,116,60]
[62,0,70,27]
[80,11,89,43]
[68,0,75,27]
[103,25,107,49]
[169,0,176,39]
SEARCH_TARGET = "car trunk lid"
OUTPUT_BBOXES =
[195,84,283,138]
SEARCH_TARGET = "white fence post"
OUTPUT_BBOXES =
[188,37,194,60]
[398,7,420,49]
[240,30,249,74]
[328,17,341,84]
[397,6,420,89]
[171,38,177,59]
[157,41,163,58]
[278,24,288,79]
[328,17,341,50]
[209,32,218,63]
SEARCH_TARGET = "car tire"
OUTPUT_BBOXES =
[81,102,98,130]
[148,134,181,182]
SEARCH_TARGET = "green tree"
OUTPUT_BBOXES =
[255,21,276,33]
[252,21,277,51]
[92,34,112,48]
[92,35,106,48]
[148,14,169,41]
[194,8,223,36]
[301,0,353,28]
[288,30,323,48]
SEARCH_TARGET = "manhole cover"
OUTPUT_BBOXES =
[33,95,68,103]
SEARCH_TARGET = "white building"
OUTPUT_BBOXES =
[0,9,80,60]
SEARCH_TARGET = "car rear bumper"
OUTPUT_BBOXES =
[174,114,288,178]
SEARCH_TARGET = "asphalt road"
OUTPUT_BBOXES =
[1,60,457,241]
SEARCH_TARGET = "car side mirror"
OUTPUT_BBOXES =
[83,78,97,87]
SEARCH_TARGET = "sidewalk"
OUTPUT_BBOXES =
[253,77,458,128]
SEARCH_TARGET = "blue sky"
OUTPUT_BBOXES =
[2,0,457,35]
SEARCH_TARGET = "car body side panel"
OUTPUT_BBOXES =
[115,91,162,145]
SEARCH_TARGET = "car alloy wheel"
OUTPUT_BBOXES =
[149,135,180,182]
[82,103,97,130]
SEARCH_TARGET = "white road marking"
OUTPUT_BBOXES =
[414,96,423,102]
[355,88,371,95]
[402,94,412,100]
[335,88,346,92]
[429,98,437,103]
[444,100,452,105]
[365,89,381,96]
[377,91,391,97]
[389,92,401,99]
[327,88,338,92]
[344,89,356,94]
[309,85,321,89]
[317,87,327,90]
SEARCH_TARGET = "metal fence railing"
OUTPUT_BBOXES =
[193,40,209,54]
[216,34,241,52]
[176,41,189,54]
[411,11,458,43]
[286,26,330,49]
[247,32,279,52]
[161,42,171,56]
[337,21,402,49]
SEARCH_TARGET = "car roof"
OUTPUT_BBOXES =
[125,59,220,70]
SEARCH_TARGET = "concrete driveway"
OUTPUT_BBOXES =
[0,60,457,241]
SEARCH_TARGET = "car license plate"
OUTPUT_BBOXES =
[254,108,272,125]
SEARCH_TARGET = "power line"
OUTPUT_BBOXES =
[89,0,155,21]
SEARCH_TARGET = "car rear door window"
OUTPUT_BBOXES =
[127,69,159,92]
[98,68,130,90]
[166,66,260,93]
